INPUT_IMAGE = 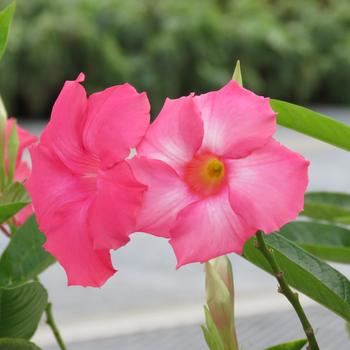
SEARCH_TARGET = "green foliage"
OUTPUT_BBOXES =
[265,338,307,350]
[0,281,48,339]
[280,221,350,264]
[0,182,30,224]
[243,233,350,321]
[0,2,15,61]
[0,338,41,350]
[302,192,350,223]
[2,0,350,118]
[0,216,55,287]
[271,100,350,152]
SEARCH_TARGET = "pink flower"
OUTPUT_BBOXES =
[5,118,37,226]
[27,73,150,287]
[130,81,309,267]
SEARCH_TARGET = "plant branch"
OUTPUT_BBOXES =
[255,231,319,350]
[0,224,11,237]
[45,302,68,350]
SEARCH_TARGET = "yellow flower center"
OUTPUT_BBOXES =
[206,159,225,180]
[184,154,226,197]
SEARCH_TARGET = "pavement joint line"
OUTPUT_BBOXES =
[33,294,316,347]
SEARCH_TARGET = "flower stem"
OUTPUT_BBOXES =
[255,231,319,350]
[45,302,68,350]
[0,224,11,237]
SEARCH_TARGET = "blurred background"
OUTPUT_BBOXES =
[1,0,350,120]
[0,0,350,349]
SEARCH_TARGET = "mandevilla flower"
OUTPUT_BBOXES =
[130,81,309,267]
[6,118,37,226]
[27,73,150,287]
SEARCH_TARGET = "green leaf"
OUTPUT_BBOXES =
[0,281,48,339]
[0,338,41,350]
[6,121,19,184]
[0,216,55,287]
[280,221,350,264]
[232,60,242,86]
[0,182,30,224]
[302,192,350,223]
[265,338,307,350]
[201,306,225,350]
[243,233,350,321]
[271,99,350,152]
[0,2,15,61]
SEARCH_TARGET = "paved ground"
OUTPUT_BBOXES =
[1,106,350,349]
[45,306,350,350]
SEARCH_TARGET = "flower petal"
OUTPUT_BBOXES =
[40,73,88,171]
[89,161,146,250]
[27,144,115,287]
[26,144,87,233]
[195,80,276,159]
[226,139,309,233]
[83,84,150,168]
[44,200,116,287]
[129,156,197,237]
[138,96,204,175]
[170,189,255,268]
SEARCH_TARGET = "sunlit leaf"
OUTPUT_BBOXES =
[271,99,350,151]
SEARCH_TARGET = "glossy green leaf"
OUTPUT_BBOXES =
[0,2,15,61]
[265,338,307,350]
[302,192,350,223]
[0,216,55,287]
[232,60,242,86]
[0,282,48,339]
[271,99,350,151]
[243,233,350,321]
[0,182,30,224]
[280,221,350,263]
[6,121,19,183]
[0,338,41,350]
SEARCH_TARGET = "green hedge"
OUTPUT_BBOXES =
[1,0,350,118]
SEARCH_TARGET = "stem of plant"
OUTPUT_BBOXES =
[0,224,10,237]
[255,231,319,350]
[45,302,68,350]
